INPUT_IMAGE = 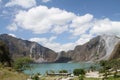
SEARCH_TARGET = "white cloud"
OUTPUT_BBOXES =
[9,5,94,35]
[42,0,51,3]
[30,36,57,43]
[8,33,16,37]
[49,36,57,42]
[7,5,120,52]
[7,23,17,31]
[52,25,68,34]
[76,34,94,45]
[29,17,120,52]
[30,37,48,43]
[70,14,93,36]
[90,18,120,36]
[70,23,92,36]
[5,0,36,9]
[13,5,75,34]
[29,34,94,52]
[30,36,75,52]
[71,14,93,28]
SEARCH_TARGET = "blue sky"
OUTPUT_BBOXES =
[0,0,120,52]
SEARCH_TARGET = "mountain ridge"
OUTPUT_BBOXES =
[57,34,120,62]
[0,34,57,63]
[0,33,120,63]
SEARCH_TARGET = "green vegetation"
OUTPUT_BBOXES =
[0,39,120,80]
[0,40,12,67]
[109,58,120,78]
[0,40,33,80]
[0,67,28,80]
[73,68,85,76]
[73,68,85,80]
[50,70,55,73]
[99,59,120,80]
[89,65,97,71]
[59,70,68,73]
[78,74,85,80]
[13,57,32,72]
[31,73,41,80]
[99,60,111,79]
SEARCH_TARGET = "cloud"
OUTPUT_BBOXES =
[29,34,93,52]
[70,14,93,36]
[13,5,75,34]
[52,25,68,34]
[7,23,18,31]
[7,5,120,52]
[90,18,120,36]
[9,5,94,35]
[42,0,51,3]
[8,33,16,37]
[30,36,75,52]
[76,34,93,45]
[5,0,36,9]
[71,14,93,28]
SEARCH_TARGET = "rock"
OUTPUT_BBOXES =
[0,34,57,63]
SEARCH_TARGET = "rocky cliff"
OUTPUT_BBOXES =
[0,34,120,63]
[0,34,57,63]
[57,34,120,62]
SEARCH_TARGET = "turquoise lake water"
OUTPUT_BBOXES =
[24,63,96,75]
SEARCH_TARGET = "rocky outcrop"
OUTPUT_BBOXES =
[109,42,120,60]
[0,34,57,63]
[0,34,120,63]
[57,34,120,62]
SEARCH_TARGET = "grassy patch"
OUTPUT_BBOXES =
[0,67,28,80]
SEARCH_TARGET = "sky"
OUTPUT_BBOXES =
[0,0,120,52]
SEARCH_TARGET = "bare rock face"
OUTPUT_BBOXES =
[0,34,57,63]
[109,42,120,60]
[57,34,120,62]
[0,34,120,63]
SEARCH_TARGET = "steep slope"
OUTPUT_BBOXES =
[0,34,57,63]
[0,34,119,63]
[57,34,120,62]
[109,42,120,60]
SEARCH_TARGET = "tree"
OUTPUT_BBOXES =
[0,41,12,67]
[109,58,120,77]
[99,60,111,80]
[59,70,68,73]
[32,73,40,80]
[13,57,32,72]
[79,74,85,80]
[73,69,85,76]
[89,65,96,72]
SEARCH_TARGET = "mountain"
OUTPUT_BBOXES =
[56,34,120,62]
[0,34,57,63]
[0,34,120,63]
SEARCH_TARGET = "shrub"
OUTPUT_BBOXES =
[73,68,85,76]
[13,57,32,71]
[0,41,12,67]
[59,70,68,73]
[79,74,85,80]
